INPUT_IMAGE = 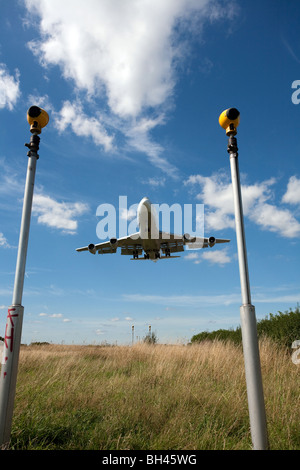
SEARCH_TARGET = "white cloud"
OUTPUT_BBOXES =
[53,100,178,174]
[282,176,300,205]
[32,193,89,234]
[185,248,231,265]
[109,316,133,322]
[125,114,179,177]
[206,0,239,22]
[0,233,8,247]
[185,252,199,261]
[0,159,23,196]
[27,93,54,113]
[0,232,12,248]
[185,252,202,264]
[54,100,114,152]
[143,177,166,187]
[39,312,69,321]
[123,292,241,307]
[24,0,237,173]
[185,173,300,238]
[120,207,137,222]
[96,329,105,336]
[202,248,231,265]
[123,287,300,307]
[0,64,20,110]
[250,203,300,238]
[25,0,210,117]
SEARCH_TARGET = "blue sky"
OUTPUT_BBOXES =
[0,0,299,345]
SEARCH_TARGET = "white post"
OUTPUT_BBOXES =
[0,107,49,447]
[219,108,269,450]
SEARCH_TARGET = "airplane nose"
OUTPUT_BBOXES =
[141,196,150,203]
[139,197,151,209]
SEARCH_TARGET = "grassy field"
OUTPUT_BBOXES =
[4,338,300,450]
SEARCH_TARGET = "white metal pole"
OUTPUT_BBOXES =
[0,107,49,447]
[12,151,38,306]
[229,149,269,450]
[0,151,38,447]
[219,108,269,450]
[229,154,251,306]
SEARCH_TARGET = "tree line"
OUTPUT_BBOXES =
[190,305,300,348]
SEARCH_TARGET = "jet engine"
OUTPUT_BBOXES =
[183,233,196,243]
[208,236,216,247]
[88,243,96,254]
[110,237,118,249]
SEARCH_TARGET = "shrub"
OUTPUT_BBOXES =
[191,306,300,348]
[143,332,158,344]
[256,306,300,348]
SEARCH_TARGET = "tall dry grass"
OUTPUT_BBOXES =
[7,338,300,450]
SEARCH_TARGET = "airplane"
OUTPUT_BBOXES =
[76,197,230,261]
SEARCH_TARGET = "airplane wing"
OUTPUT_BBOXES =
[76,232,143,256]
[189,236,231,249]
[76,231,230,259]
[159,231,230,254]
[158,231,185,256]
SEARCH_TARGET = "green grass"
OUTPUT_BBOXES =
[4,339,300,450]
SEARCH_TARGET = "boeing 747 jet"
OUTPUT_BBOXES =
[76,197,230,261]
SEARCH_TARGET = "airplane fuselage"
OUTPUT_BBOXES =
[137,197,160,259]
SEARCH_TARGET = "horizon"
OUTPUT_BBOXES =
[0,0,299,345]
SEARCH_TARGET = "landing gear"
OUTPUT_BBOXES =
[155,252,160,259]
[144,253,150,259]
[165,248,171,257]
[133,250,139,259]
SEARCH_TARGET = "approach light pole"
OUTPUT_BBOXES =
[0,106,49,448]
[219,108,269,450]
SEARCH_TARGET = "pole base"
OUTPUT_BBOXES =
[0,305,24,447]
[240,304,269,450]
